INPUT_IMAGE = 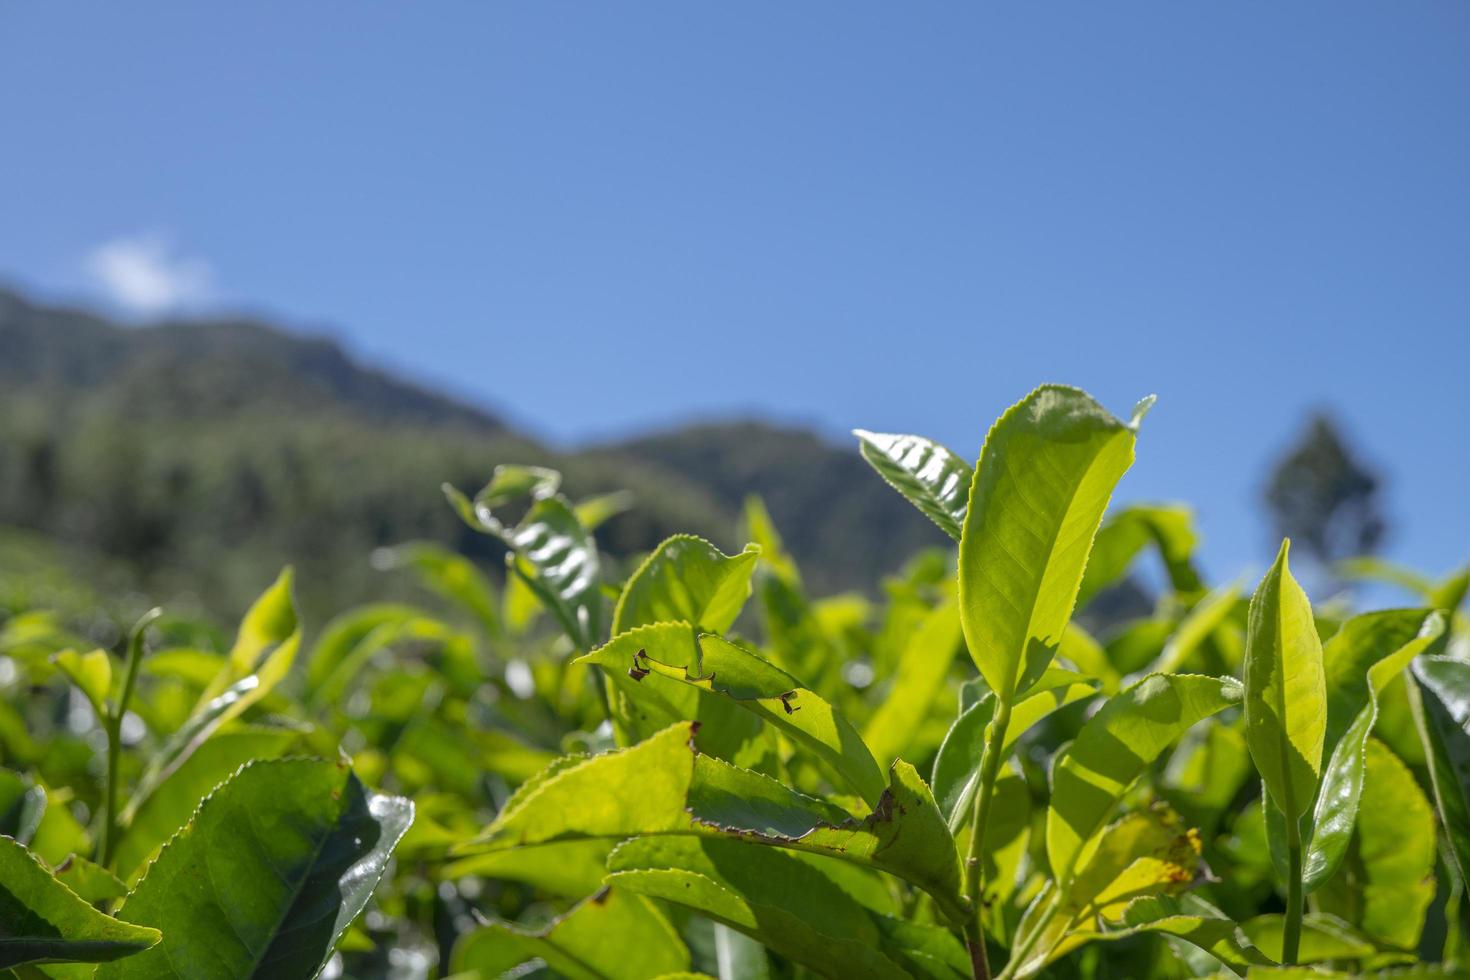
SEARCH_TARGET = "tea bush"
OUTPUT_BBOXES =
[2,384,1467,979]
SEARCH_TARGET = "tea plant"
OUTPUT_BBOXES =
[1,383,1467,979]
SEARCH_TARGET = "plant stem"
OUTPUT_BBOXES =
[996,880,1064,980]
[100,608,160,869]
[962,697,1013,980]
[1283,815,1305,966]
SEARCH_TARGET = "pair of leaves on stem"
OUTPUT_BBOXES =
[862,386,1152,709]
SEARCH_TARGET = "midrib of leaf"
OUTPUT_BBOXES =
[998,434,1126,700]
[1271,590,1302,823]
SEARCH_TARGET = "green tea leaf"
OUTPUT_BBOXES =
[1302,609,1445,891]
[1317,739,1436,950]
[862,595,963,766]
[612,535,760,635]
[49,648,113,721]
[451,887,689,980]
[461,722,965,919]
[1144,584,1242,677]
[445,468,603,649]
[441,839,614,898]
[609,837,969,980]
[580,629,885,806]
[1409,655,1470,890]
[853,430,973,541]
[98,759,413,980]
[0,835,159,970]
[126,634,299,828]
[113,724,301,881]
[53,854,128,904]
[1243,540,1326,823]
[196,567,298,707]
[958,385,1146,705]
[1047,672,1242,884]
[1078,504,1203,610]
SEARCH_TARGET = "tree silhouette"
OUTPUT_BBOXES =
[1264,414,1385,572]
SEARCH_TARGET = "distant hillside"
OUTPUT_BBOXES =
[0,287,945,622]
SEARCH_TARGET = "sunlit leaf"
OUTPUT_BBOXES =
[451,887,689,980]
[460,722,966,920]
[53,853,128,905]
[1317,738,1436,950]
[862,595,963,766]
[1047,672,1242,884]
[958,385,1147,704]
[1243,540,1326,823]
[1078,504,1204,610]
[854,430,973,542]
[1300,609,1445,891]
[581,628,886,806]
[612,535,760,636]
[50,648,113,721]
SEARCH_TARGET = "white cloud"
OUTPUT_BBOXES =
[85,233,215,316]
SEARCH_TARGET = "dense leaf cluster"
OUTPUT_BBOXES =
[1,383,1467,979]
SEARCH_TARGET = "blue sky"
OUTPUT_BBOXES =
[2,3,1467,585]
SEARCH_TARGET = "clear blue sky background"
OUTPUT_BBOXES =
[2,3,1467,586]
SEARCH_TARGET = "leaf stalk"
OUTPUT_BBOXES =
[1283,814,1304,966]
[100,608,161,869]
[962,697,1012,980]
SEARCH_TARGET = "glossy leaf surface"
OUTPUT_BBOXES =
[1243,540,1326,822]
[1300,608,1445,891]
[853,430,973,541]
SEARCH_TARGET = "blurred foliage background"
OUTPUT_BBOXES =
[0,284,1384,634]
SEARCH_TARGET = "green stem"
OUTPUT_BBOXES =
[100,608,160,869]
[1283,815,1304,966]
[996,880,1064,980]
[962,698,1013,980]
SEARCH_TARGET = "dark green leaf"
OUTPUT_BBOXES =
[0,835,158,970]
[97,759,412,980]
